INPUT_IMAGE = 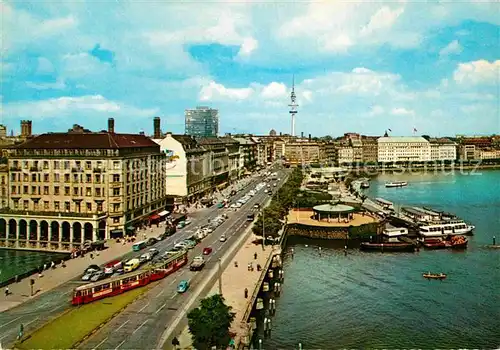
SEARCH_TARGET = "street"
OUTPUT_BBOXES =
[0,166,287,348]
[79,169,288,350]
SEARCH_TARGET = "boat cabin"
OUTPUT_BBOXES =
[382,227,409,243]
[402,207,441,223]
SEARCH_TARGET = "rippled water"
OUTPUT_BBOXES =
[0,249,68,284]
[263,170,500,349]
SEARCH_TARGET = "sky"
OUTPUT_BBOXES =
[1,0,499,137]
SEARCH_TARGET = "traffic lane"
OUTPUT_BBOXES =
[80,217,252,349]
[0,173,271,343]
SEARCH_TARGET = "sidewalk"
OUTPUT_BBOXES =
[0,223,165,313]
[174,233,279,350]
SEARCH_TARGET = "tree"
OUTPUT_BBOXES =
[187,294,235,350]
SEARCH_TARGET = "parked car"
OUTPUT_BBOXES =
[85,265,100,274]
[90,271,106,282]
[177,280,190,293]
[139,253,152,264]
[203,247,213,255]
[104,260,122,275]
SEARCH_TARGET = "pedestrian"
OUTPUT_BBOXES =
[43,263,47,270]
[244,288,248,298]
[254,252,258,260]
[5,286,9,296]
[90,253,94,259]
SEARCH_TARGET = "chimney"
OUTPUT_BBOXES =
[27,121,32,137]
[154,117,161,139]
[280,132,282,136]
[308,134,311,141]
[301,131,304,138]
[108,118,115,133]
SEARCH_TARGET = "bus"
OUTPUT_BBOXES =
[132,240,147,252]
[72,250,188,305]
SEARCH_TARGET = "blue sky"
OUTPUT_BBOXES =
[1,0,499,137]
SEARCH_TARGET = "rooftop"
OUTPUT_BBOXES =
[14,132,160,150]
[313,202,355,213]
[378,136,429,143]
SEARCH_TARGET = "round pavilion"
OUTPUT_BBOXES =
[312,201,356,223]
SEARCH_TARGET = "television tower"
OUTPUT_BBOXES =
[288,75,298,137]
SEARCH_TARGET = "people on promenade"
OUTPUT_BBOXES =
[5,286,10,296]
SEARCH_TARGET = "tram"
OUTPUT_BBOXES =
[72,250,188,305]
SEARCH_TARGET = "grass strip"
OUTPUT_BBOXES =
[16,287,149,350]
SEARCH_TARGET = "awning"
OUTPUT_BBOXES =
[126,226,135,232]
[158,210,170,217]
[150,214,160,221]
[110,229,123,234]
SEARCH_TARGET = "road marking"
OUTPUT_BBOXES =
[132,319,149,335]
[138,302,149,313]
[115,320,129,332]
[155,302,167,314]
[170,292,177,299]
[62,290,72,296]
[155,290,164,298]
[36,301,49,310]
[0,316,22,329]
[93,336,108,350]
[24,317,39,327]
[114,339,126,349]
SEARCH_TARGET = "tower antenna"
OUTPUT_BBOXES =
[288,74,298,137]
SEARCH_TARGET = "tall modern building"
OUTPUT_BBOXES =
[185,107,219,137]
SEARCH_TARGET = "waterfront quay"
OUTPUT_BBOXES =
[172,231,283,350]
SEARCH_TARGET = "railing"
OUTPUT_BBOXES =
[0,208,107,218]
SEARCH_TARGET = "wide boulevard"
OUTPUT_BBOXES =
[0,165,288,348]
[79,168,289,349]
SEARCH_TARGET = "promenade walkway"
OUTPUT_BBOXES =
[174,233,280,350]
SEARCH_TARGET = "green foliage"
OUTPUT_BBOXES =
[253,168,303,237]
[187,294,236,350]
[348,223,379,238]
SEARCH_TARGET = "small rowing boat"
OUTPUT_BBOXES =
[423,272,447,280]
[385,181,408,188]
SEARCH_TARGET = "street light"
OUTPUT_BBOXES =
[218,257,223,296]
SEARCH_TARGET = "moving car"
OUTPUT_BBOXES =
[247,213,255,221]
[147,237,158,246]
[149,248,159,257]
[90,271,106,282]
[203,247,213,255]
[177,280,190,293]
[139,253,152,264]
[104,260,122,275]
[189,256,205,271]
[124,258,140,272]
[220,234,227,242]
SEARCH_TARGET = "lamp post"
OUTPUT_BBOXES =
[218,257,223,296]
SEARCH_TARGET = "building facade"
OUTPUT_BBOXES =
[429,138,457,161]
[284,141,322,166]
[361,136,379,163]
[185,106,219,137]
[0,121,167,252]
[378,137,431,163]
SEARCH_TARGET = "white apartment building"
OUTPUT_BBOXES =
[429,138,457,161]
[378,137,431,163]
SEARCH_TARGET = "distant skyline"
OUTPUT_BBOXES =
[1,1,499,137]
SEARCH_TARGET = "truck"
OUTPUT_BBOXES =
[189,256,205,271]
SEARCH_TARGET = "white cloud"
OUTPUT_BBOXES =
[453,59,500,85]
[38,16,77,36]
[391,107,415,116]
[369,105,385,116]
[199,81,254,101]
[1,95,158,120]
[360,6,405,36]
[36,57,55,75]
[439,40,463,57]
[261,82,288,99]
[61,53,111,79]
[237,37,258,57]
[26,79,66,90]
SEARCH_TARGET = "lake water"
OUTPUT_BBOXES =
[0,249,68,284]
[262,170,500,349]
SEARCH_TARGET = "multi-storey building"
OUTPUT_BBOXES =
[198,137,230,191]
[479,149,500,160]
[220,136,240,182]
[322,142,338,166]
[429,138,457,161]
[233,137,257,173]
[337,145,354,165]
[361,136,379,163]
[0,119,167,252]
[284,141,322,166]
[0,165,8,209]
[378,136,431,163]
[185,106,219,137]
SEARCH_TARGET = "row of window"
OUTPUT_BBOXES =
[11,186,111,197]
[12,199,106,212]
[10,159,164,171]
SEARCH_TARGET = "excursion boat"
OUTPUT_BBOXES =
[72,250,188,305]
[361,181,370,189]
[360,242,416,252]
[422,236,468,250]
[419,220,475,237]
[385,181,408,188]
[423,272,447,280]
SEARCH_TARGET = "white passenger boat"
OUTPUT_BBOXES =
[419,220,475,237]
[385,181,408,188]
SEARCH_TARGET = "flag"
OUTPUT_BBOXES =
[388,128,392,132]
[413,128,418,132]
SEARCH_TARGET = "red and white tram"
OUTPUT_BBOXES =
[72,250,188,305]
